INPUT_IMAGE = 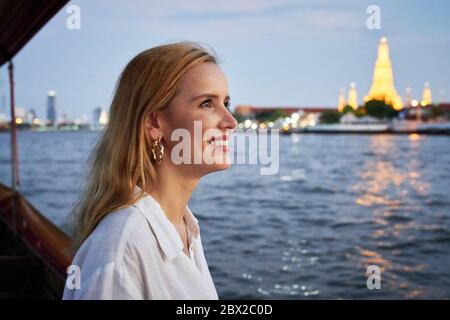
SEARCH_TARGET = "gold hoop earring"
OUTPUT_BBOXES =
[151,138,164,165]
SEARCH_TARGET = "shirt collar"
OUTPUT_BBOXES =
[132,185,199,261]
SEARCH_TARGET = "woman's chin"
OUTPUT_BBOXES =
[201,162,232,175]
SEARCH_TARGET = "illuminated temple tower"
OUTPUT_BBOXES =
[348,82,358,110]
[338,88,346,112]
[364,37,403,110]
[421,82,432,106]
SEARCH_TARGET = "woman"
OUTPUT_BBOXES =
[63,42,237,300]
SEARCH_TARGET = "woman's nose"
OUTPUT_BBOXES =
[220,108,238,131]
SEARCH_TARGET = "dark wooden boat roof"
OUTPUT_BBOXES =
[0,0,69,66]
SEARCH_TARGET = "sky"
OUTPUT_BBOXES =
[0,0,449,121]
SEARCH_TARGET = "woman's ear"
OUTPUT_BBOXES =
[145,111,164,141]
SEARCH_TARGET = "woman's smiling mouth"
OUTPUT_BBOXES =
[206,135,230,152]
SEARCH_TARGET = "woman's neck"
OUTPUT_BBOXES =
[147,162,199,225]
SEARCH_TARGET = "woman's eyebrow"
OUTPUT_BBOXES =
[191,93,230,102]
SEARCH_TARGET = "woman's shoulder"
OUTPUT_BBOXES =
[72,204,155,268]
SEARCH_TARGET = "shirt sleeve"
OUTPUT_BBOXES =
[63,261,144,300]
[62,212,152,300]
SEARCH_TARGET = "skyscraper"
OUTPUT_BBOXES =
[27,109,37,124]
[93,107,102,125]
[47,90,57,125]
[364,37,403,110]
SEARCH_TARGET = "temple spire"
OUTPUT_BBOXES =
[348,82,358,110]
[364,37,403,110]
[421,82,432,106]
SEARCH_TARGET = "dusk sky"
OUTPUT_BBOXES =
[0,0,449,121]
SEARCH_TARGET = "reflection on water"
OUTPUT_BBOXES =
[348,135,447,299]
[1,132,449,299]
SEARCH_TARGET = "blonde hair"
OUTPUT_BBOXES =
[70,42,217,253]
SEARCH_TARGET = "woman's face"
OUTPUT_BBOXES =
[157,62,238,177]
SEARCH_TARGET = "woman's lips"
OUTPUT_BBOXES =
[207,135,230,152]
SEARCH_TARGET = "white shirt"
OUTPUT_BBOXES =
[63,189,218,300]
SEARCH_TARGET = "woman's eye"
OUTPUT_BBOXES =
[200,99,213,108]
[224,101,231,109]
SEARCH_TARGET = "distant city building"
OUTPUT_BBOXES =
[62,112,69,124]
[364,37,403,110]
[46,90,56,125]
[235,105,336,119]
[9,106,27,125]
[25,109,37,124]
[29,109,37,120]
[439,103,450,115]
[92,107,108,130]
[15,107,26,119]
[404,87,412,107]
[99,109,108,125]
[93,107,108,126]
[93,107,102,125]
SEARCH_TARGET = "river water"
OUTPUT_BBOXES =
[1,131,449,299]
